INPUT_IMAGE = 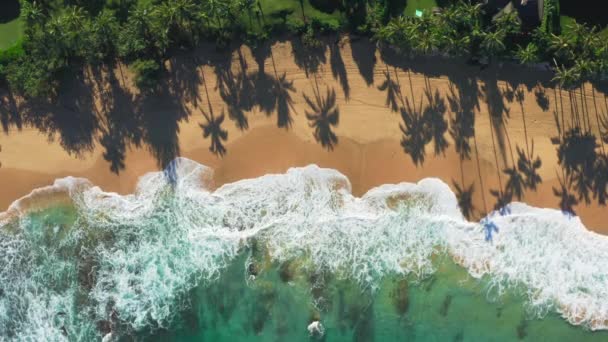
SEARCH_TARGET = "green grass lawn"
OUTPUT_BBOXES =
[0,17,22,51]
[241,0,343,35]
[404,0,437,17]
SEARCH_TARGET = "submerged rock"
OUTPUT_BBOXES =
[307,320,325,337]
[390,279,409,315]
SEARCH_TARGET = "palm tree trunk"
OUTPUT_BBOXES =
[580,85,591,132]
[408,69,416,113]
[392,66,406,107]
[473,133,488,215]
[553,87,563,137]
[519,99,530,159]
[592,86,606,153]
[299,0,307,24]
[488,112,504,199]
[201,67,214,115]
[568,91,578,128]
[559,86,566,131]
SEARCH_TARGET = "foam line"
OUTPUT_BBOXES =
[1,157,608,340]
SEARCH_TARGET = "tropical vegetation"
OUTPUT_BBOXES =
[0,0,606,99]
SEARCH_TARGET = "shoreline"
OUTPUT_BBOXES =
[1,36,607,231]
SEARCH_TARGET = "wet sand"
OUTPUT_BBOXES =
[1,36,607,230]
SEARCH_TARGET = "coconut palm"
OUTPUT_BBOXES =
[481,30,506,60]
[303,84,340,150]
[21,0,44,38]
[159,0,199,44]
[515,43,540,65]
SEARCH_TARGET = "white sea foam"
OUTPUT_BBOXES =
[1,157,608,340]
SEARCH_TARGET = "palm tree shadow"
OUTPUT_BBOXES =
[253,51,298,129]
[553,173,578,216]
[137,89,185,169]
[167,53,203,108]
[490,188,512,213]
[554,127,597,204]
[516,143,542,191]
[502,165,525,201]
[422,78,449,156]
[400,96,428,166]
[200,109,228,157]
[481,78,510,166]
[350,37,376,86]
[100,71,142,174]
[447,82,475,161]
[329,39,350,100]
[592,153,608,205]
[378,66,402,112]
[0,87,20,133]
[291,37,327,78]
[453,181,476,220]
[534,86,550,112]
[215,49,255,131]
[18,70,99,158]
[303,80,340,150]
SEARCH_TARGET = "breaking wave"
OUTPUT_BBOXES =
[1,157,607,340]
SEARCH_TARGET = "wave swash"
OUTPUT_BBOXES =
[1,158,607,340]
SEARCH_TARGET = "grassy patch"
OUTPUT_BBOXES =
[0,18,22,51]
[237,0,344,38]
[404,0,437,17]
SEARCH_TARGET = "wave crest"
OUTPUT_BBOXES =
[1,157,608,340]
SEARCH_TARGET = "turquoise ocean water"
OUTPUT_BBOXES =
[1,158,608,341]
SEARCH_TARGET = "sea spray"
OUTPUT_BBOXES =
[1,158,608,341]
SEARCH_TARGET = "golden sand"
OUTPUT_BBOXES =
[1,36,606,230]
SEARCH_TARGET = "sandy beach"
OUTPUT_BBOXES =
[1,36,607,231]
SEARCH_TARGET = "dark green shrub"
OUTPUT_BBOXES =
[286,17,306,34]
[311,17,340,33]
[130,59,161,93]
[0,39,24,67]
[542,0,561,35]
[310,0,342,14]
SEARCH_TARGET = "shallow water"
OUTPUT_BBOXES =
[1,158,607,341]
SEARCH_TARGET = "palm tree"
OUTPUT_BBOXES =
[515,43,540,65]
[21,0,44,38]
[159,0,198,44]
[481,30,506,61]
[200,110,228,157]
[303,83,340,150]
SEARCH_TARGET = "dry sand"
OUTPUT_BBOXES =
[1,36,607,230]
